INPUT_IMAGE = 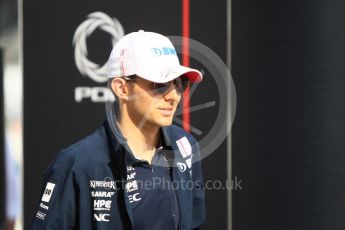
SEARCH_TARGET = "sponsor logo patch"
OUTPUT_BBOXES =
[90,180,116,190]
[126,180,139,193]
[91,191,115,198]
[94,200,112,211]
[186,158,192,169]
[127,172,136,180]
[151,47,177,56]
[41,182,55,203]
[176,137,192,158]
[127,165,135,171]
[36,211,46,220]
[94,213,110,222]
[177,162,187,172]
[128,193,141,203]
[40,202,49,210]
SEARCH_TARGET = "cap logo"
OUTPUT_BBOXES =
[177,162,187,172]
[151,47,177,57]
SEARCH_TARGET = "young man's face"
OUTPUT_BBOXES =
[126,77,182,128]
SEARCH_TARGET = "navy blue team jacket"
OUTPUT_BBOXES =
[31,121,206,229]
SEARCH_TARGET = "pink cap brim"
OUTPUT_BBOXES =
[155,65,203,83]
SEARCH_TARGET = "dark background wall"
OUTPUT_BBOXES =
[190,0,228,229]
[232,0,345,229]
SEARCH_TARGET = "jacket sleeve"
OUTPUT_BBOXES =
[31,151,77,229]
[191,142,206,229]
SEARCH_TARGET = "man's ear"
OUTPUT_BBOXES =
[111,78,130,101]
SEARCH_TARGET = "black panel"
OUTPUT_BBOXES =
[190,0,228,229]
[232,0,345,229]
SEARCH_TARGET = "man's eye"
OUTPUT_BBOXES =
[155,83,166,89]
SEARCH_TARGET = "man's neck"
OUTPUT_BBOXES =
[117,115,160,163]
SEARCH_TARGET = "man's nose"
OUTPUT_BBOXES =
[163,83,181,102]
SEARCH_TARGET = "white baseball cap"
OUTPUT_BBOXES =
[106,30,202,83]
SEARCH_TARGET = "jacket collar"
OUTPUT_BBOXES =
[104,119,173,165]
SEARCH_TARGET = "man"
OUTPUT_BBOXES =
[32,30,205,230]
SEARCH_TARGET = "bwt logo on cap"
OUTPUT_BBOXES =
[151,47,177,56]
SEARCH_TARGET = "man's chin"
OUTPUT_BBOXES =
[158,119,173,127]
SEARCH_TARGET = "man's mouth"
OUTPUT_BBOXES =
[158,107,174,116]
